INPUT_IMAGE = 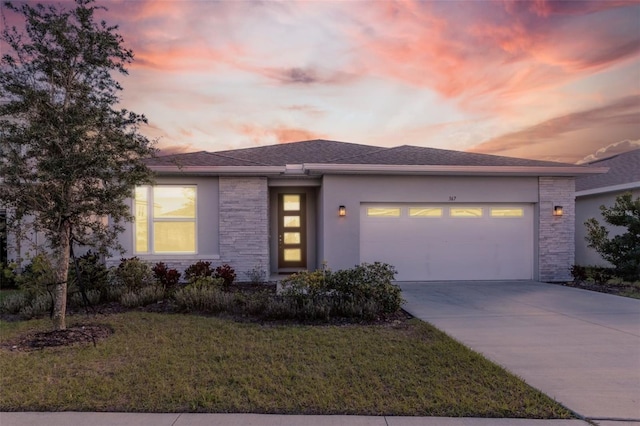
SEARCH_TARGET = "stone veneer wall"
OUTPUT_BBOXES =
[218,176,270,279]
[538,177,575,282]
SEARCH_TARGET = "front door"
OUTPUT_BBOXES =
[278,193,306,269]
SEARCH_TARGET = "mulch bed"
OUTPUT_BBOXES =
[2,324,114,352]
[557,280,639,298]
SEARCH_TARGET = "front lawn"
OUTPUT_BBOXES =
[0,312,573,418]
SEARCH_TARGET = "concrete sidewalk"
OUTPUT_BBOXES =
[0,412,596,426]
[400,281,640,424]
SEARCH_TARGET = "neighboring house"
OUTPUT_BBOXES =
[105,139,605,282]
[574,149,640,267]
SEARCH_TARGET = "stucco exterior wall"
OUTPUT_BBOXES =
[575,188,640,267]
[538,177,575,282]
[319,175,540,274]
[218,177,269,279]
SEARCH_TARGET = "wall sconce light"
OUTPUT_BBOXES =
[553,206,563,217]
[339,205,346,217]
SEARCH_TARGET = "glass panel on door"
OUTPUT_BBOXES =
[278,193,306,268]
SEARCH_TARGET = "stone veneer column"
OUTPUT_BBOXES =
[538,177,575,282]
[218,177,269,279]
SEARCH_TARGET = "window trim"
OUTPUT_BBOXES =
[134,185,198,255]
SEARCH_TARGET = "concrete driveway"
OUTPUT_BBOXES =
[399,281,640,423]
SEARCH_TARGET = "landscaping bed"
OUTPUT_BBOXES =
[560,279,640,299]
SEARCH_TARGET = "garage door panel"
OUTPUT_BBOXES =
[360,204,533,281]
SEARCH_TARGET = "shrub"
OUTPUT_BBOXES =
[110,257,155,290]
[188,276,224,290]
[585,192,640,281]
[68,251,110,305]
[571,265,616,284]
[174,284,235,313]
[15,253,56,299]
[120,285,165,308]
[18,293,53,319]
[279,262,404,319]
[326,262,402,314]
[0,260,19,289]
[184,261,214,283]
[0,291,53,319]
[152,262,181,291]
[281,270,329,300]
[214,264,236,289]
[0,291,29,314]
[68,289,101,308]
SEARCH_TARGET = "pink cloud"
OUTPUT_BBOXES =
[349,0,639,111]
[235,123,325,145]
[468,95,640,163]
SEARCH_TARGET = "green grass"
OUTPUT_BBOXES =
[0,312,573,418]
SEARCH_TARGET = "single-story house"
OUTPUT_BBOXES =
[575,148,640,267]
[105,139,606,282]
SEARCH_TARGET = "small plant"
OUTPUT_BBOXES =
[174,284,235,313]
[152,262,181,291]
[110,257,155,290]
[570,265,587,283]
[184,261,214,283]
[571,265,616,284]
[214,264,236,289]
[120,285,165,308]
[187,276,224,290]
[246,263,267,284]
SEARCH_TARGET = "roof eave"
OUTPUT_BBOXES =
[150,165,286,176]
[302,164,610,177]
[575,181,640,197]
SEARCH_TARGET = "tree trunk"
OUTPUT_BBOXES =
[52,222,71,330]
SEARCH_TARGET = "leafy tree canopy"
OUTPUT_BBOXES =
[0,0,156,329]
[585,192,640,281]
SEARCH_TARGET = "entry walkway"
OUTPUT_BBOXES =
[399,281,640,423]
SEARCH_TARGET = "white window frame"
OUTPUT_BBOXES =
[134,185,198,255]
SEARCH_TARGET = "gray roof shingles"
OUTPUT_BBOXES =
[575,149,640,192]
[147,139,577,169]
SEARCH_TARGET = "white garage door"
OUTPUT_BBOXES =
[360,204,534,281]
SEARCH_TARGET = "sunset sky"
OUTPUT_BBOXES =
[3,0,640,164]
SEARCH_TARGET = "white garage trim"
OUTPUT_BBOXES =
[360,203,534,281]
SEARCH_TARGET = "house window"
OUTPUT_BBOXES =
[450,207,483,218]
[367,207,401,217]
[490,208,524,218]
[134,186,197,254]
[409,207,443,217]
